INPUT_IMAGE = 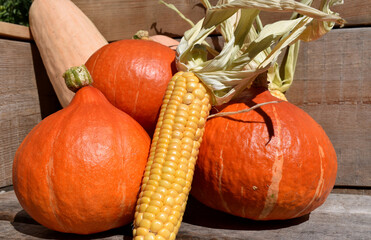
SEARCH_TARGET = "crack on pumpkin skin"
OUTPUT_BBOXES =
[293,140,325,218]
[116,181,128,226]
[113,57,118,107]
[46,124,67,232]
[132,91,140,115]
[240,186,246,217]
[218,148,230,212]
[259,105,284,219]
[112,130,128,227]
[218,122,231,213]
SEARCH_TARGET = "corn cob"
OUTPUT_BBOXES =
[133,71,211,240]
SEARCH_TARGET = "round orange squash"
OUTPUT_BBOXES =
[85,39,176,136]
[191,89,337,220]
[12,72,150,234]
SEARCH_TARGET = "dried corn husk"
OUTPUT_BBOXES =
[165,0,345,105]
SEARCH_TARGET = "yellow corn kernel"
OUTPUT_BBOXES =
[164,222,175,233]
[167,189,178,198]
[168,214,178,226]
[186,82,198,92]
[143,212,155,221]
[156,212,168,223]
[158,229,171,239]
[139,204,149,213]
[136,227,150,236]
[139,219,152,229]
[163,160,178,169]
[150,220,163,233]
[162,166,175,175]
[172,130,183,139]
[164,196,175,206]
[161,173,175,183]
[175,177,186,187]
[146,205,160,215]
[133,72,211,240]
[144,233,156,240]
[149,174,161,181]
[149,200,163,208]
[156,236,166,240]
[172,183,183,193]
[155,186,167,195]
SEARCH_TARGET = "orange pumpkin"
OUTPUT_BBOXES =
[85,39,176,136]
[191,89,337,220]
[12,67,150,234]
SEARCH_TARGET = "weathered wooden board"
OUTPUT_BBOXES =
[0,39,61,189]
[0,39,41,188]
[72,0,371,42]
[0,22,31,41]
[286,27,371,187]
[0,190,370,239]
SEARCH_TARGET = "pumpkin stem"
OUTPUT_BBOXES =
[133,30,150,40]
[63,65,93,92]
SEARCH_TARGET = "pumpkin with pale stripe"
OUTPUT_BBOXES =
[13,66,151,234]
[191,89,337,220]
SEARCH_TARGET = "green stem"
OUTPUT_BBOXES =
[63,65,93,93]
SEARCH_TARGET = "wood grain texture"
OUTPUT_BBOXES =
[0,39,42,188]
[286,27,371,187]
[71,0,370,42]
[0,22,31,41]
[72,0,215,42]
[0,190,370,239]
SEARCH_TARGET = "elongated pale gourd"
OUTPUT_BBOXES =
[29,0,108,107]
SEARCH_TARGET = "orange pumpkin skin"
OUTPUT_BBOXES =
[12,86,150,234]
[85,39,176,136]
[192,89,337,220]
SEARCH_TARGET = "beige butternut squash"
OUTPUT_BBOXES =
[29,0,108,107]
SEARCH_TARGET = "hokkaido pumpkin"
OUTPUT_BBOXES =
[85,39,176,135]
[12,66,150,234]
[191,88,337,220]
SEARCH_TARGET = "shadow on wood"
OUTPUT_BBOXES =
[11,210,132,239]
[30,43,62,119]
[149,2,207,38]
[183,195,310,231]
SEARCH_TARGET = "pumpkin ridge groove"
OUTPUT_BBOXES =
[46,108,76,232]
[218,147,231,213]
[259,105,284,219]
[294,142,325,218]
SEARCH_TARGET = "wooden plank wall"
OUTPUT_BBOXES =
[0,39,41,188]
[286,28,371,187]
[0,23,60,189]
[0,0,370,189]
[72,0,371,42]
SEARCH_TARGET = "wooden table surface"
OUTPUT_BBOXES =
[1,189,370,239]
